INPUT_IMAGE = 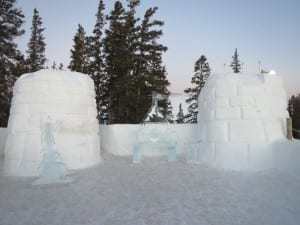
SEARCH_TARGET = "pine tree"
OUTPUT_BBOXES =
[26,8,46,72]
[51,61,57,70]
[288,94,300,139]
[230,48,241,73]
[166,100,174,123]
[104,1,169,124]
[176,103,185,124]
[121,0,142,123]
[288,95,295,118]
[86,0,108,123]
[135,6,169,123]
[68,24,89,73]
[104,1,127,123]
[184,55,211,123]
[58,63,64,70]
[0,0,25,126]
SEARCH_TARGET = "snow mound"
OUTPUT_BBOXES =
[4,69,101,177]
[197,73,289,171]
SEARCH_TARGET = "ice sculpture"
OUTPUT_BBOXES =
[143,91,168,122]
[32,117,72,185]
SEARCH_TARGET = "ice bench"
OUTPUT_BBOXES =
[132,126,177,164]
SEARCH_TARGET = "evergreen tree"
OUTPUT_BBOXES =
[104,1,169,124]
[68,24,89,73]
[58,63,64,70]
[26,8,46,72]
[176,103,185,124]
[0,0,25,126]
[104,1,127,123]
[288,95,295,118]
[51,61,57,70]
[166,100,174,123]
[121,0,141,123]
[288,94,300,139]
[87,0,107,123]
[184,55,211,123]
[230,48,241,73]
[135,6,169,123]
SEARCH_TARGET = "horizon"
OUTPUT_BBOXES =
[15,0,300,96]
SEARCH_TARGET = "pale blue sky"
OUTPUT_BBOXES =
[16,0,300,95]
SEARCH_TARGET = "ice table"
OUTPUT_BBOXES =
[133,141,177,163]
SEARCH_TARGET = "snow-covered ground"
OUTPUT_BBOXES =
[1,152,300,225]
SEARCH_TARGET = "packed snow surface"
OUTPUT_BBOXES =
[0,152,300,225]
[4,69,101,177]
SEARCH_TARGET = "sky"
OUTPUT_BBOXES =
[15,0,300,96]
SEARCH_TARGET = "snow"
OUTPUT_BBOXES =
[4,69,101,177]
[0,69,300,223]
[1,151,300,225]
[1,69,300,224]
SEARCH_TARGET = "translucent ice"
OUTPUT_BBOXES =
[32,117,72,185]
[133,125,177,163]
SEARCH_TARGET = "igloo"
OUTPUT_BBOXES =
[196,72,289,170]
[4,69,101,176]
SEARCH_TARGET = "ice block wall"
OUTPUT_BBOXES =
[197,73,289,170]
[4,69,101,176]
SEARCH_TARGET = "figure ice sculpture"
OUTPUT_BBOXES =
[32,116,72,185]
[143,91,168,123]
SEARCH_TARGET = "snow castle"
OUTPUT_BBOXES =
[197,72,289,170]
[4,70,101,176]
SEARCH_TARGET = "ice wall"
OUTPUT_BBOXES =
[4,69,101,176]
[99,124,199,156]
[0,128,7,156]
[197,73,289,170]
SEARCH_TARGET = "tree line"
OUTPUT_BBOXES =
[0,0,170,125]
[68,0,170,124]
[0,0,243,127]
[2,0,297,134]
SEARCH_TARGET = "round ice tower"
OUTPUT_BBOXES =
[4,69,101,176]
[197,72,289,171]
